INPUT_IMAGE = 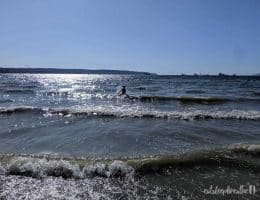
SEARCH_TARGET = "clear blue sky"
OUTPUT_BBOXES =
[0,0,259,75]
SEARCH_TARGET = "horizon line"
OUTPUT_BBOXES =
[0,66,259,76]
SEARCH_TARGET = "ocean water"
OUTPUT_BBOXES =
[0,73,260,199]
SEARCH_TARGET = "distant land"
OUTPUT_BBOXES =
[0,67,155,75]
[0,67,258,76]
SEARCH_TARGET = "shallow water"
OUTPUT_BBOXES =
[0,73,260,199]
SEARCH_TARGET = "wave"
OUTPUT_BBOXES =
[135,96,231,105]
[185,90,205,94]
[136,96,260,105]
[252,92,260,96]
[1,156,134,179]
[137,95,260,104]
[51,108,260,120]
[0,106,260,120]
[134,87,147,90]
[131,143,260,174]
[0,99,13,103]
[0,144,259,179]
[43,91,71,97]
[0,107,45,114]
[4,89,35,94]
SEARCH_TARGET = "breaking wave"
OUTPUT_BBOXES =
[3,158,134,179]
[0,144,259,179]
[136,95,260,104]
[0,106,260,120]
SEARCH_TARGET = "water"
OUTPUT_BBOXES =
[0,73,260,199]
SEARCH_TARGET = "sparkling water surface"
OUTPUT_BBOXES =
[0,73,260,200]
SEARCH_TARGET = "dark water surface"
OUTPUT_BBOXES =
[0,74,260,199]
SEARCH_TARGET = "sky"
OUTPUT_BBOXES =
[0,0,259,75]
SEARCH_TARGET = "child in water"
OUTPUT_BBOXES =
[117,86,127,96]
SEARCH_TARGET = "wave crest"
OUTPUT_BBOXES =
[0,99,13,103]
[1,106,260,120]
[0,144,259,179]
[0,107,45,114]
[4,89,35,94]
[4,157,134,179]
[137,95,260,104]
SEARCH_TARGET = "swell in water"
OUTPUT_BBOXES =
[3,89,35,94]
[2,85,260,105]
[0,106,260,120]
[185,90,206,94]
[136,95,260,104]
[252,92,260,96]
[0,99,13,103]
[0,143,259,179]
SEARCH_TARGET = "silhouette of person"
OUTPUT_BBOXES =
[117,86,127,96]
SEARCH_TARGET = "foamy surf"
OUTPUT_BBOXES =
[1,106,260,120]
[1,143,259,179]
[2,157,134,179]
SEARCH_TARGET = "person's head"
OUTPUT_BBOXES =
[122,86,126,89]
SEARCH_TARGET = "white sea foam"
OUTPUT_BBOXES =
[6,157,83,178]
[83,160,134,178]
[229,143,260,154]
[247,144,260,153]
[51,106,260,120]
[83,162,108,177]
[0,175,126,200]
[1,105,260,120]
[4,157,134,179]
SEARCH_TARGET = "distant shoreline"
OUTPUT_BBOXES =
[0,67,259,77]
[0,67,155,75]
